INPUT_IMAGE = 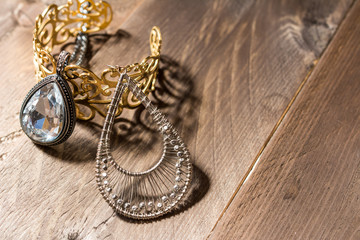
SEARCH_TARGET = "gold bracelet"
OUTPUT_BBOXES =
[20,0,162,145]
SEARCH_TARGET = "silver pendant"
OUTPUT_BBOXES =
[20,51,76,145]
[96,72,192,219]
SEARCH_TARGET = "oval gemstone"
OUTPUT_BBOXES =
[21,82,65,143]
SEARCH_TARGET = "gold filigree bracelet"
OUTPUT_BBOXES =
[20,0,162,145]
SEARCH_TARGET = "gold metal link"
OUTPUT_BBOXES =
[33,0,161,120]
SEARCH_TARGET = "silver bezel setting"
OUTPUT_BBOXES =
[20,74,76,146]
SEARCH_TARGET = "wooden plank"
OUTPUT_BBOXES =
[209,1,360,239]
[0,0,354,239]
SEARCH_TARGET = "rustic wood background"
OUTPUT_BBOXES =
[0,0,359,239]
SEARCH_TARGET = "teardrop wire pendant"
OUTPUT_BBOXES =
[96,72,192,219]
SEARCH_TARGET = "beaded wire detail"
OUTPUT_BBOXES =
[96,72,192,219]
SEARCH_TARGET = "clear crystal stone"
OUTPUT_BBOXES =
[131,205,138,211]
[21,82,65,143]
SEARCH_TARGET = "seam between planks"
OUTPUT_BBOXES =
[206,63,316,239]
[205,0,357,238]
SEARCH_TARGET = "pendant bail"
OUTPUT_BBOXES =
[57,51,70,76]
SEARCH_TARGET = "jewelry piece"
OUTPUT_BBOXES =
[96,71,192,219]
[20,0,162,145]
[20,51,76,145]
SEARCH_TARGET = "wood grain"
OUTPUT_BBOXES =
[0,0,355,239]
[209,1,360,239]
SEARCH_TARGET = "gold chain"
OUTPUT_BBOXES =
[33,0,161,120]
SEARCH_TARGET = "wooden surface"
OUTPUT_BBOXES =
[209,1,360,239]
[0,0,358,239]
